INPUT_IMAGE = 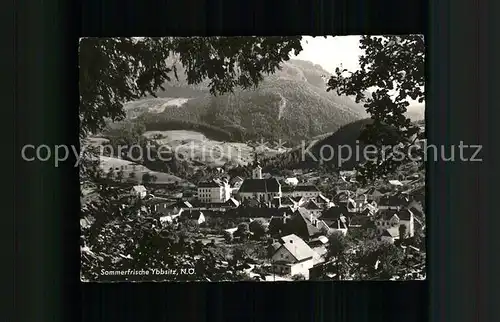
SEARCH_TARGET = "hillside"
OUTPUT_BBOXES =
[118,59,366,145]
[262,119,374,170]
[263,118,425,171]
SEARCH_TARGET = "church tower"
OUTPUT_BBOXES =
[251,154,262,179]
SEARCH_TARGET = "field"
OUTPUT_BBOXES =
[123,97,192,117]
[143,130,287,167]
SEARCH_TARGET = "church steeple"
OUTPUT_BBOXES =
[252,153,262,179]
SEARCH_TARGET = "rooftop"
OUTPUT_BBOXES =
[320,206,346,219]
[382,227,400,238]
[397,208,413,221]
[349,215,375,228]
[144,197,174,206]
[376,210,400,221]
[131,185,147,193]
[184,210,204,219]
[379,194,410,206]
[302,199,322,210]
[238,178,281,193]
[279,234,316,261]
[198,180,223,188]
[292,185,321,192]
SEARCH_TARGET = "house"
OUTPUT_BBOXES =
[374,210,401,233]
[291,196,306,207]
[381,227,400,243]
[281,184,322,198]
[373,208,414,237]
[222,198,240,209]
[318,207,349,235]
[181,190,197,201]
[144,197,174,215]
[230,176,244,189]
[130,185,147,199]
[280,197,297,209]
[396,208,415,238]
[241,198,265,208]
[378,194,410,211]
[348,215,377,237]
[236,205,295,219]
[283,208,321,240]
[338,197,359,213]
[270,196,282,208]
[271,234,316,279]
[182,210,206,225]
[281,186,293,197]
[319,206,345,223]
[408,201,424,219]
[268,212,293,236]
[301,199,323,217]
[310,194,334,208]
[329,216,348,235]
[284,177,299,186]
[197,179,231,203]
[268,241,283,256]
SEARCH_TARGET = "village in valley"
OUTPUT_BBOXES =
[79,35,426,282]
[81,149,426,282]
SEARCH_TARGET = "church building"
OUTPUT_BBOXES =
[238,159,282,203]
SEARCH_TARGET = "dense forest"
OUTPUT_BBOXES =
[119,59,366,145]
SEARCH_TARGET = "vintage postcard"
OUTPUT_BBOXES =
[79,35,426,282]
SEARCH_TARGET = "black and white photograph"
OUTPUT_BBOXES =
[78,35,426,282]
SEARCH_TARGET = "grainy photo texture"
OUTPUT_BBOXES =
[79,36,426,282]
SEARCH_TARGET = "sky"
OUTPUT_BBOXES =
[292,36,364,74]
[293,35,425,108]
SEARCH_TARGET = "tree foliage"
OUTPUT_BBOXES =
[326,231,349,259]
[327,35,425,183]
[398,224,408,240]
[79,36,302,137]
[79,36,427,281]
[234,222,250,240]
[351,239,405,280]
[291,273,306,281]
[81,210,258,282]
[325,231,351,280]
[249,218,268,238]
